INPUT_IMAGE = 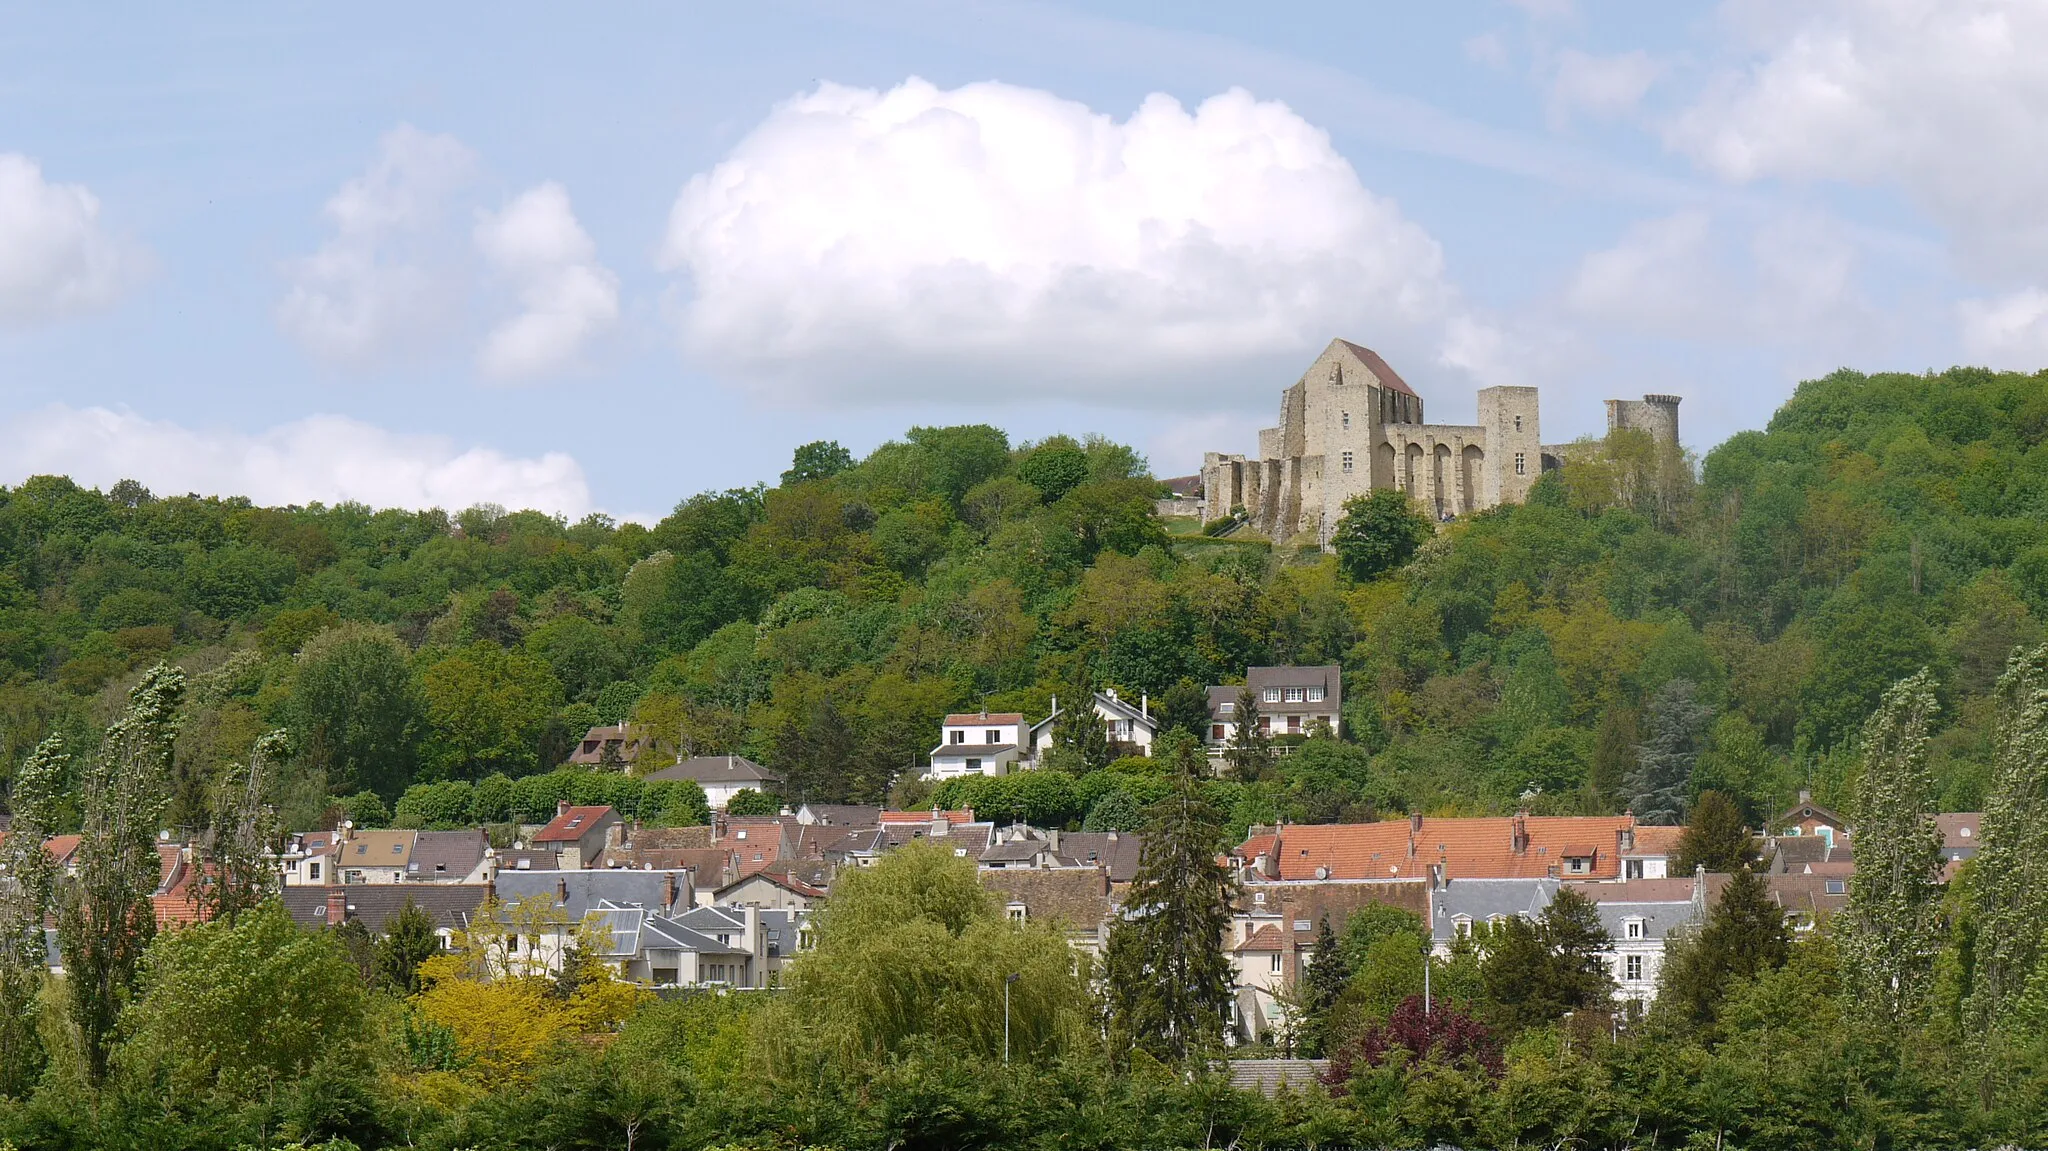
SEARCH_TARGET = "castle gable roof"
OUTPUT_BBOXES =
[1335,340,1418,398]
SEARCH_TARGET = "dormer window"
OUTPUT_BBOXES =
[1263,688,1281,703]
[1453,914,1472,937]
[1624,918,1644,940]
[1307,687,1325,702]
[1284,687,1304,703]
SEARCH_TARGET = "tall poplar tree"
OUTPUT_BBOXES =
[57,662,186,1085]
[0,736,66,1096]
[1104,736,1233,1062]
[1968,645,2048,1039]
[194,729,287,926]
[1842,668,1945,1035]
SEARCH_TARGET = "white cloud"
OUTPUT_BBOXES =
[659,78,1473,406]
[474,182,619,379]
[0,154,144,326]
[0,406,592,516]
[276,125,477,364]
[1670,0,2048,275]
[1959,289,2048,368]
[1547,49,1660,128]
[1465,30,1512,70]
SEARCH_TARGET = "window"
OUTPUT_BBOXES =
[1625,955,1644,981]
[1263,688,1280,703]
[1284,687,1304,703]
[1625,919,1644,940]
[1211,724,1226,740]
[966,758,982,772]
[1259,716,1272,733]
[1306,686,1324,702]
[1825,878,1847,895]
[308,862,320,881]
[1624,859,1644,879]
[1218,701,1233,715]
[985,729,1000,743]
[1514,414,1522,431]
[736,829,748,840]
[951,731,965,744]
[1269,954,1283,974]
[1566,856,1590,874]
[1514,452,1526,475]
[1341,450,1354,473]
[1341,411,1351,429]
[1287,715,1302,732]
[1453,915,1472,937]
[1007,904,1027,923]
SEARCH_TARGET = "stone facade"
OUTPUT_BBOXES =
[1200,339,1542,543]
[1199,339,1681,544]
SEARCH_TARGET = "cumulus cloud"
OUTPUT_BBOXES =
[659,78,1474,406]
[1547,49,1660,128]
[0,406,592,516]
[0,154,144,326]
[276,125,477,364]
[1959,289,2048,368]
[474,182,619,379]
[1670,0,2048,275]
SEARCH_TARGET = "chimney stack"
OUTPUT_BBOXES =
[662,871,677,911]
[1511,813,1530,854]
[325,887,347,925]
[556,876,569,905]
[557,799,572,818]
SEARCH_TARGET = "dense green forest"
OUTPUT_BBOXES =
[0,367,2038,835]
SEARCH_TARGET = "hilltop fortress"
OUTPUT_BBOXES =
[1198,339,1680,544]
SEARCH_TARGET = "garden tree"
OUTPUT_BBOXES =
[1017,436,1091,502]
[1653,866,1790,1030]
[1053,662,1110,771]
[1331,488,1432,582]
[1104,736,1233,1062]
[1969,643,2048,1041]
[115,900,370,1107]
[1298,915,1351,1056]
[193,728,287,926]
[1628,678,1712,824]
[1322,995,1503,1089]
[1480,887,1614,1033]
[375,897,442,996]
[0,735,64,1096]
[420,642,563,779]
[289,623,425,799]
[1156,677,1212,741]
[1083,789,1144,832]
[57,662,185,1086]
[1224,687,1273,781]
[1671,790,1759,875]
[782,439,854,485]
[723,788,780,817]
[756,842,1091,1073]
[1842,668,1946,1034]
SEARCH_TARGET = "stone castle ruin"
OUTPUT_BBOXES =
[1199,339,1680,545]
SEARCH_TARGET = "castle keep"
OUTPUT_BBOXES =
[1198,338,1679,544]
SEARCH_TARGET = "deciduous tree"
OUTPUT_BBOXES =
[1332,489,1432,582]
[1842,668,1945,1034]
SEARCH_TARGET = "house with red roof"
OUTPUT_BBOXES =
[531,802,619,869]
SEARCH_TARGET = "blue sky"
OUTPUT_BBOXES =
[0,0,2039,520]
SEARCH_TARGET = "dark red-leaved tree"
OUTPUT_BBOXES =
[1321,995,1503,1092]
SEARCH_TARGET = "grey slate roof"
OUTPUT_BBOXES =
[1428,877,1557,942]
[492,868,692,919]
[280,884,492,933]
[408,829,487,880]
[644,755,783,787]
[1592,900,1701,942]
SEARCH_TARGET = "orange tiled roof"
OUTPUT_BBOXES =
[1234,924,1284,952]
[534,805,613,843]
[1246,814,1642,882]
[880,809,975,824]
[1628,825,1685,854]
[1271,821,1417,880]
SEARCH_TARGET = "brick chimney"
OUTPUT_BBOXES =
[662,871,677,911]
[556,876,569,905]
[1511,812,1530,854]
[557,798,573,818]
[325,887,347,926]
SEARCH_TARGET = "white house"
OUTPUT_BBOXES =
[1025,691,1160,761]
[927,711,1025,779]
[643,755,783,809]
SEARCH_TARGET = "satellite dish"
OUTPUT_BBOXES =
[1314,865,1330,880]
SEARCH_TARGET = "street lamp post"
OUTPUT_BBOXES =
[1005,972,1020,1064]
[1423,940,1432,1017]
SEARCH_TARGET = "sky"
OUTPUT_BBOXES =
[1,0,2043,522]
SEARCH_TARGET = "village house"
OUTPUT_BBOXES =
[333,829,418,885]
[1027,690,1159,760]
[1205,665,1344,745]
[567,722,658,769]
[643,755,783,809]
[283,883,492,946]
[530,802,620,870]
[927,711,1027,779]
[278,829,338,886]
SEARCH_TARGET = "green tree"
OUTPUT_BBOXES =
[1018,437,1091,502]
[117,900,370,1106]
[1331,488,1432,582]
[1970,644,2048,1040]
[1156,677,1212,741]
[1628,678,1712,824]
[290,623,426,800]
[1654,866,1789,1031]
[1053,664,1110,772]
[1298,916,1351,1058]
[1481,888,1614,1033]
[1670,790,1758,875]
[0,735,65,1096]
[420,641,563,779]
[724,788,780,817]
[1224,687,1273,782]
[194,728,287,926]
[1842,668,1945,1034]
[57,662,185,1085]
[1103,737,1233,1062]
[782,439,854,485]
[375,897,441,996]
[1083,789,1144,832]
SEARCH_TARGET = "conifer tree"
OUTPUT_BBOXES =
[1627,679,1711,824]
[1671,790,1759,875]
[1225,687,1273,782]
[375,897,442,996]
[0,736,66,1096]
[56,662,185,1085]
[1655,866,1790,1030]
[1968,644,2048,1038]
[1053,661,1109,771]
[1842,668,1945,1034]
[1103,736,1233,1062]
[1299,914,1352,1056]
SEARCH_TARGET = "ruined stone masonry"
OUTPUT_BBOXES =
[1198,338,1680,545]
